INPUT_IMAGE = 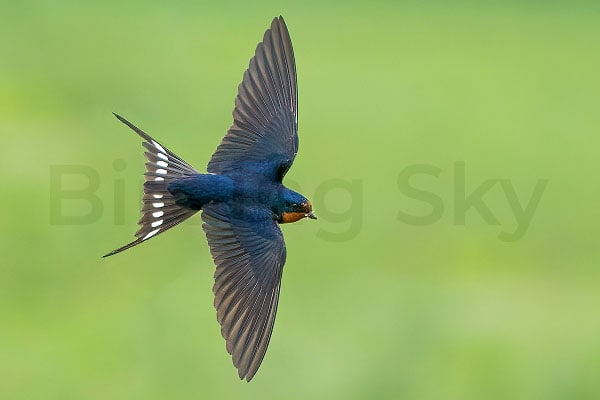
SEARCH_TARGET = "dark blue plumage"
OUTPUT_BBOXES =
[167,174,234,209]
[169,173,309,219]
[103,16,315,381]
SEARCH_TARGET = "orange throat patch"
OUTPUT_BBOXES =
[281,211,306,224]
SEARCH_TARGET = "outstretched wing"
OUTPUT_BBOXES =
[201,203,286,381]
[207,16,298,181]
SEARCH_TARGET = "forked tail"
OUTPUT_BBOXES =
[103,113,200,257]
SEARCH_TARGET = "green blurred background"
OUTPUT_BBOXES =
[2,1,599,399]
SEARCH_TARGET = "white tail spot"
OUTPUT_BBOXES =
[152,140,166,153]
[157,153,168,161]
[157,161,168,168]
[151,220,163,228]
[152,211,164,218]
[156,168,167,175]
[143,228,160,240]
[153,194,163,199]
[153,202,164,208]
[155,177,165,182]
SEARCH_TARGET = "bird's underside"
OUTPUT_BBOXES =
[104,16,302,381]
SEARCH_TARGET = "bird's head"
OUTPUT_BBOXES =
[280,190,317,224]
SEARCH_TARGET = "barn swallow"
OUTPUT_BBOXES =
[103,16,315,381]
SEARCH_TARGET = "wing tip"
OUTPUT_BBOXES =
[279,15,290,27]
[236,365,257,382]
[272,15,287,33]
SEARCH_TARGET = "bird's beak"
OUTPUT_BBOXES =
[306,211,317,220]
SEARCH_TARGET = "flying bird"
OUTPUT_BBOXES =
[104,16,315,381]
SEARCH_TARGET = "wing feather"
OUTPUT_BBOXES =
[207,16,298,180]
[202,203,286,381]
